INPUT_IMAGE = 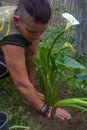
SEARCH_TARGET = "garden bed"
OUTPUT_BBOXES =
[29,104,87,130]
[26,75,87,130]
[0,76,87,130]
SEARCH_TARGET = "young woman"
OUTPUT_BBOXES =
[0,0,71,120]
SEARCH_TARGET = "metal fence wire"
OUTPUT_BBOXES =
[75,0,87,57]
[0,0,87,57]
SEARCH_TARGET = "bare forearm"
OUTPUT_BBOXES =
[16,81,44,111]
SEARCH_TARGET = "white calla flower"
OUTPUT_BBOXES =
[62,13,80,26]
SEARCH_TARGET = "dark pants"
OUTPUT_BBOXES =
[0,49,10,79]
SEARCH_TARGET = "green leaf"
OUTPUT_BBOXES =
[64,56,85,69]
[38,46,49,68]
[76,73,87,81]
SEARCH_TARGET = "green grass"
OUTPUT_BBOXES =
[0,77,40,130]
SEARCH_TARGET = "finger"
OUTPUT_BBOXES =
[56,114,65,120]
[56,113,70,120]
[37,92,45,101]
[59,113,71,120]
[61,110,71,119]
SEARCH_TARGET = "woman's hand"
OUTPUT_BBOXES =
[38,92,71,120]
[48,107,71,120]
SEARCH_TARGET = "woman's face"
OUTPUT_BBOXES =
[14,16,48,42]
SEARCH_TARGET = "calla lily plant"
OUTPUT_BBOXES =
[62,13,80,31]
[30,13,87,119]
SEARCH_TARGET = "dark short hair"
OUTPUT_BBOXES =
[16,0,51,24]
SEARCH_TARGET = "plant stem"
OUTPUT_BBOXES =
[47,30,65,61]
[9,125,30,130]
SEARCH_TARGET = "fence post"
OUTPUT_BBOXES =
[75,0,87,57]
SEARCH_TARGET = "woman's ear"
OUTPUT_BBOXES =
[13,15,20,25]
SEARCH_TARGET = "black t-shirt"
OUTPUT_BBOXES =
[0,34,32,78]
[0,34,32,48]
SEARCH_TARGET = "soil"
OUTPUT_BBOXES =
[28,75,87,130]
[29,109,87,130]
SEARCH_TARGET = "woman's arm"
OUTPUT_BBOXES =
[1,44,44,111]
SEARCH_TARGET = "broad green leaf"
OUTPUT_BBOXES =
[64,56,85,69]
[76,73,87,81]
[38,46,49,68]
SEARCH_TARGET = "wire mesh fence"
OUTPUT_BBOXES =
[0,0,76,27]
[0,0,18,5]
[49,0,75,27]
[0,0,87,56]
[75,0,87,57]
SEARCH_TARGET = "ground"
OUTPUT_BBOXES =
[0,76,87,130]
[27,75,87,130]
[29,108,87,130]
